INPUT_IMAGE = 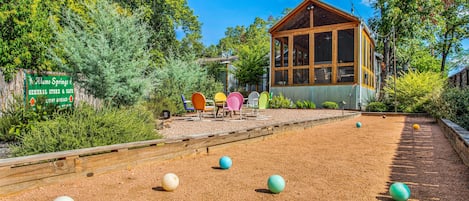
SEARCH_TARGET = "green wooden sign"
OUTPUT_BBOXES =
[25,73,74,108]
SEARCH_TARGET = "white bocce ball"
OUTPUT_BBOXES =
[53,196,74,201]
[162,173,179,191]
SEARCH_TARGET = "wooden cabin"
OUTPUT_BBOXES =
[269,0,379,110]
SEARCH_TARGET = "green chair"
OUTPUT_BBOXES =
[259,91,270,110]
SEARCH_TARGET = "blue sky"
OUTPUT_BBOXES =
[187,0,468,49]
[187,0,376,46]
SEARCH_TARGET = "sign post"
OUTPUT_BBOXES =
[24,72,74,109]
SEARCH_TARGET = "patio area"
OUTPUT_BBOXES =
[159,109,357,138]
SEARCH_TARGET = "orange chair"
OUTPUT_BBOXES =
[191,92,215,120]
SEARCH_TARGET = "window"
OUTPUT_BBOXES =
[293,69,309,84]
[274,37,289,67]
[338,29,354,63]
[314,32,332,65]
[274,70,288,85]
[337,66,354,83]
[293,34,309,66]
[314,67,332,84]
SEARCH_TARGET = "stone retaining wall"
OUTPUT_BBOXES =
[438,119,469,167]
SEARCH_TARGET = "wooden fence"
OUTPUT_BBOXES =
[0,69,101,116]
[0,112,360,196]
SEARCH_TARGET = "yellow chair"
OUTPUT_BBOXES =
[214,92,227,118]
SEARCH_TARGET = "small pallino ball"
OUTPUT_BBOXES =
[219,156,232,169]
[267,175,285,194]
[356,122,362,128]
[53,196,74,201]
[412,124,420,130]
[162,173,179,191]
[389,182,411,201]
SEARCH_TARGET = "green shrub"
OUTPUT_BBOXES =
[321,101,339,109]
[141,96,178,119]
[425,87,469,130]
[10,104,161,156]
[269,93,293,109]
[384,70,446,113]
[295,100,316,109]
[295,101,304,109]
[366,102,388,112]
[0,95,69,142]
[150,55,223,115]
[0,115,16,141]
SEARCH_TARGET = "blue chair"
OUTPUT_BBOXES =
[181,94,194,112]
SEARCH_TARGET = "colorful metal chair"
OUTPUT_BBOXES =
[214,92,227,118]
[181,94,194,112]
[259,91,270,110]
[191,92,215,120]
[225,92,244,119]
[247,91,260,116]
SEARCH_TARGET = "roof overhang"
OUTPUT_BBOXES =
[269,0,360,34]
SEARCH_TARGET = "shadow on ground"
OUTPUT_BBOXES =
[376,116,469,201]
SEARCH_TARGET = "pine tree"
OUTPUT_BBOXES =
[50,0,153,107]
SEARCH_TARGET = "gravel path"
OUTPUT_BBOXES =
[159,109,356,138]
[0,109,352,159]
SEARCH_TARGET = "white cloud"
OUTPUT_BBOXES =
[361,0,375,7]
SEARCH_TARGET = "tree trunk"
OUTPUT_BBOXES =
[440,53,447,73]
[440,27,453,73]
[379,38,391,100]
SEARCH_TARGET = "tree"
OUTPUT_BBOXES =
[434,0,469,72]
[396,39,441,72]
[214,17,270,88]
[204,61,227,82]
[113,0,203,62]
[234,17,270,88]
[151,54,223,114]
[370,0,468,75]
[369,0,437,74]
[234,43,269,87]
[50,0,153,107]
[202,44,222,58]
[219,25,247,54]
[369,0,450,101]
[0,0,62,81]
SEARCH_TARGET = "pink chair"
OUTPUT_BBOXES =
[229,92,244,106]
[225,92,244,119]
